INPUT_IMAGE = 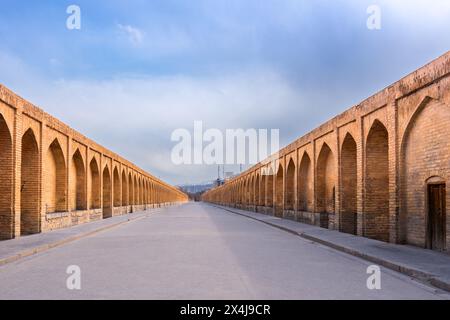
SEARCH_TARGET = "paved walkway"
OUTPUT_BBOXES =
[0,202,448,299]
[0,206,171,265]
[212,204,450,292]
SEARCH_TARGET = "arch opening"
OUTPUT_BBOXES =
[275,165,284,217]
[45,139,67,213]
[121,171,128,206]
[298,152,313,212]
[260,174,266,206]
[21,129,40,235]
[316,143,336,228]
[70,149,86,211]
[285,159,295,211]
[340,134,357,235]
[128,173,133,206]
[113,168,121,207]
[89,158,100,209]
[365,120,389,242]
[102,166,112,218]
[401,99,450,249]
[267,168,274,208]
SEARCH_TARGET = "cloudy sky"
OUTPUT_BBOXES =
[0,0,449,185]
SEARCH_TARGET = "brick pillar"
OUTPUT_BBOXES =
[334,128,341,231]
[312,139,318,216]
[294,154,298,212]
[37,120,43,233]
[356,116,364,236]
[388,101,400,243]
[84,146,88,211]
[67,138,73,212]
[13,107,22,237]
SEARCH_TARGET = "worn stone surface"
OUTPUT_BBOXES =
[0,203,447,299]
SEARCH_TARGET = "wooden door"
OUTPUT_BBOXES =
[427,184,446,251]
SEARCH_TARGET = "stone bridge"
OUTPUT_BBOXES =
[203,51,450,252]
[0,85,187,240]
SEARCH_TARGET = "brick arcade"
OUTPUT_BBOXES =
[203,52,450,252]
[0,85,187,240]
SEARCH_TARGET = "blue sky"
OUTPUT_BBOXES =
[1,0,450,185]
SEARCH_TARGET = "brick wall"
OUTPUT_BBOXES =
[203,51,450,252]
[0,115,13,239]
[0,85,187,240]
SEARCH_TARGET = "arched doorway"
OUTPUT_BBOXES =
[255,174,260,208]
[70,149,86,211]
[128,173,133,206]
[89,158,100,209]
[340,134,357,235]
[261,174,266,207]
[401,98,450,250]
[365,120,389,242]
[122,170,128,206]
[21,129,40,235]
[139,178,144,205]
[102,166,112,218]
[134,177,139,205]
[285,159,295,211]
[275,164,284,217]
[113,168,121,207]
[249,176,254,206]
[45,139,67,213]
[267,168,274,208]
[317,143,336,228]
[298,152,313,212]
[0,115,13,239]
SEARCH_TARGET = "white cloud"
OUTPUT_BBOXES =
[0,51,306,184]
[117,24,144,46]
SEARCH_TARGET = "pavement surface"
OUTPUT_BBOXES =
[0,202,448,300]
[214,204,450,292]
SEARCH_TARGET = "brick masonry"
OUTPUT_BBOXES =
[203,51,450,252]
[0,85,188,240]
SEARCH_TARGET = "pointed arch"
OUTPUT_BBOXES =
[401,98,450,248]
[134,176,139,205]
[275,164,284,217]
[249,176,254,205]
[144,180,149,204]
[113,167,121,207]
[316,143,336,228]
[267,167,274,207]
[45,138,67,213]
[340,133,357,235]
[139,177,144,205]
[285,159,295,211]
[255,174,260,207]
[21,128,40,235]
[89,157,100,209]
[121,170,128,206]
[260,173,266,206]
[0,114,13,239]
[243,178,247,205]
[102,166,112,218]
[149,182,154,204]
[365,120,389,242]
[70,149,86,211]
[128,172,133,205]
[298,152,313,212]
